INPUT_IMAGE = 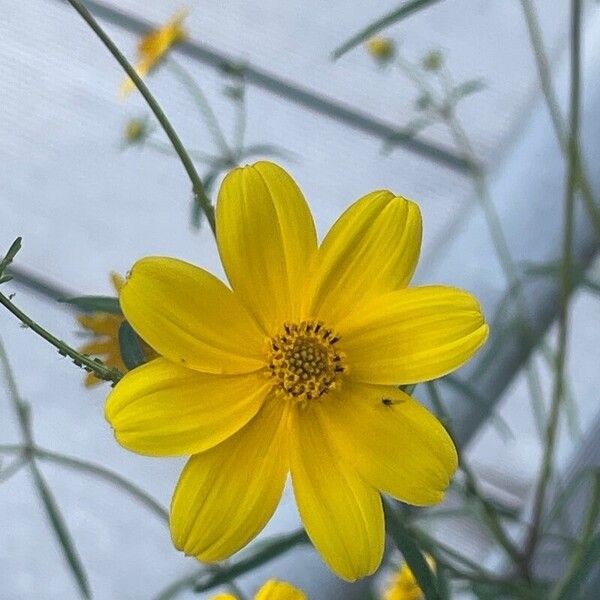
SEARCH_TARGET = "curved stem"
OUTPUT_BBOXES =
[64,0,216,234]
[522,0,581,569]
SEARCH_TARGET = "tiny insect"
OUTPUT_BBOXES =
[381,397,394,406]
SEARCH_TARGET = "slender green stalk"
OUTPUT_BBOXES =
[64,0,215,233]
[0,454,28,483]
[193,529,309,593]
[0,338,91,599]
[0,285,122,384]
[521,0,581,571]
[550,473,600,599]
[427,382,522,566]
[0,443,168,522]
[166,59,233,160]
[520,0,600,237]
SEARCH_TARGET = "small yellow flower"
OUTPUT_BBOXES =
[120,8,188,97]
[366,37,396,62]
[105,162,488,580]
[123,117,150,145]
[77,273,155,386]
[211,579,306,600]
[384,557,435,600]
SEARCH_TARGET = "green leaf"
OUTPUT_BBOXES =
[193,529,309,593]
[454,79,487,100]
[384,500,441,600]
[332,0,444,59]
[61,295,122,314]
[30,462,91,599]
[0,237,22,278]
[118,321,146,370]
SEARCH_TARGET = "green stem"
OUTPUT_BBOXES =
[520,0,600,238]
[193,529,309,593]
[427,382,522,566]
[0,286,122,384]
[522,0,581,571]
[550,472,600,599]
[0,443,168,523]
[64,0,215,234]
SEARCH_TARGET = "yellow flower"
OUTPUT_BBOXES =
[384,557,435,600]
[105,162,488,580]
[211,579,306,600]
[366,37,396,62]
[78,273,127,387]
[120,8,188,97]
[77,273,155,386]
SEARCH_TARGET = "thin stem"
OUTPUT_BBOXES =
[520,0,600,238]
[193,529,309,593]
[0,454,28,483]
[64,0,215,234]
[427,382,522,566]
[522,0,581,570]
[0,443,168,523]
[550,473,600,600]
[166,59,233,159]
[145,138,224,166]
[0,287,122,384]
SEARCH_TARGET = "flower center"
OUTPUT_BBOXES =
[267,320,346,402]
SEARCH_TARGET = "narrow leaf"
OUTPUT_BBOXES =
[30,462,91,598]
[118,320,146,370]
[384,501,440,600]
[61,295,122,314]
[0,237,22,278]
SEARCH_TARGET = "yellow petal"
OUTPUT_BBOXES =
[171,397,289,562]
[216,162,318,334]
[305,191,422,325]
[255,580,307,600]
[120,257,265,374]
[339,286,489,385]
[322,382,457,506]
[105,358,270,456]
[289,404,384,581]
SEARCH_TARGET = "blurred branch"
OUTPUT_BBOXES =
[520,0,600,238]
[0,338,91,599]
[521,0,582,573]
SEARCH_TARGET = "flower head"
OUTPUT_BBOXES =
[105,162,488,580]
[77,273,155,386]
[366,37,396,63]
[120,8,188,97]
[384,558,435,600]
[211,579,306,600]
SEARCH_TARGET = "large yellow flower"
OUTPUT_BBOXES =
[105,162,488,580]
[120,8,188,97]
[211,579,306,600]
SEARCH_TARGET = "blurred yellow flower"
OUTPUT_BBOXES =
[120,7,188,97]
[123,117,150,146]
[106,161,488,580]
[78,273,155,386]
[78,273,127,387]
[366,37,396,62]
[211,579,306,600]
[384,557,435,600]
